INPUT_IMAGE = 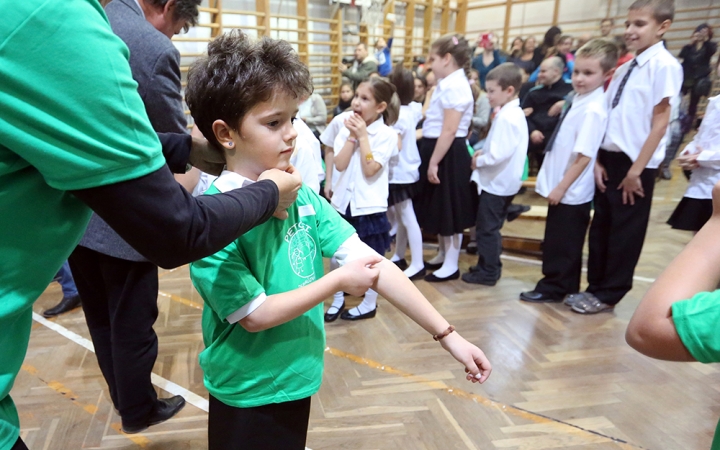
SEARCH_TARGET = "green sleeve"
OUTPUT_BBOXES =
[0,0,165,191]
[308,188,356,257]
[672,290,720,364]
[190,243,266,322]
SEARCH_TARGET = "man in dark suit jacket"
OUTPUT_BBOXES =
[53,0,200,435]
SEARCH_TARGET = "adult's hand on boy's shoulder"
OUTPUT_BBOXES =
[189,136,226,175]
[258,165,303,220]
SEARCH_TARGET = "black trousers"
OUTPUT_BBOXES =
[11,437,28,450]
[587,150,657,305]
[68,246,159,427]
[208,395,311,450]
[535,202,592,299]
[475,191,514,281]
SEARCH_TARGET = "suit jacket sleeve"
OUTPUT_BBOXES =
[144,46,187,134]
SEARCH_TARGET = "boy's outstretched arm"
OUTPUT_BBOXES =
[626,181,720,361]
[240,255,382,332]
[370,260,492,383]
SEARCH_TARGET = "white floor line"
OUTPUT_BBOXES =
[31,312,209,412]
[498,254,656,284]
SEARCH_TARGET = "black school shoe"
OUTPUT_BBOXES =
[519,290,561,303]
[121,396,186,434]
[393,259,408,270]
[340,307,377,321]
[461,271,497,286]
[424,270,460,282]
[424,261,443,270]
[324,302,345,322]
[42,295,81,318]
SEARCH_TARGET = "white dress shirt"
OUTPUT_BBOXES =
[291,118,325,194]
[536,87,607,205]
[321,112,398,216]
[601,41,683,169]
[389,102,423,184]
[682,96,720,199]
[422,69,474,138]
[471,98,528,196]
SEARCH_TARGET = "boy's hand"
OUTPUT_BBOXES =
[338,255,383,296]
[439,332,492,384]
[323,183,333,200]
[594,161,608,193]
[470,152,481,170]
[258,165,303,220]
[618,171,644,205]
[530,130,544,144]
[547,186,566,205]
[678,148,701,171]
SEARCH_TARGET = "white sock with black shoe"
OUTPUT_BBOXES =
[431,234,462,278]
[345,289,378,317]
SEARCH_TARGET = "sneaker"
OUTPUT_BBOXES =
[563,292,588,307]
[461,271,497,286]
[570,294,614,314]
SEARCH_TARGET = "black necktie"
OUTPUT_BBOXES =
[611,59,638,109]
[544,91,575,153]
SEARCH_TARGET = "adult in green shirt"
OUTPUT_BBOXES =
[627,182,720,449]
[0,2,300,449]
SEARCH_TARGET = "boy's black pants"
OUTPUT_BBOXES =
[475,191,514,281]
[587,150,657,305]
[209,395,311,450]
[68,246,159,428]
[535,202,592,299]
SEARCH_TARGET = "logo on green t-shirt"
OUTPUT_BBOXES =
[285,222,317,281]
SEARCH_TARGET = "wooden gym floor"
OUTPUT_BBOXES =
[18,169,717,450]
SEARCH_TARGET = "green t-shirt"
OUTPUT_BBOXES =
[673,291,720,450]
[0,2,165,447]
[190,183,356,408]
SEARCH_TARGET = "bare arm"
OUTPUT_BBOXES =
[625,183,720,361]
[323,146,334,198]
[240,255,382,332]
[333,139,356,172]
[427,109,463,184]
[547,154,591,205]
[619,98,671,205]
[357,136,383,178]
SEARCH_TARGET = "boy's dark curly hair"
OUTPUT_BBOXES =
[186,30,313,150]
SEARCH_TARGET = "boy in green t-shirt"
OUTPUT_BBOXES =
[627,181,720,450]
[187,30,492,449]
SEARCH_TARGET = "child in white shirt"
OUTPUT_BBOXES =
[320,77,400,321]
[387,65,425,279]
[415,34,476,282]
[520,39,617,303]
[668,93,720,232]
[290,117,325,194]
[568,1,683,314]
[464,63,528,286]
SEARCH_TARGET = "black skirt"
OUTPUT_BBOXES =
[414,137,477,236]
[388,182,421,207]
[667,197,713,231]
[341,207,391,255]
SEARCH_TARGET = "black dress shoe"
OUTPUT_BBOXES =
[42,295,81,318]
[340,307,377,321]
[466,242,478,255]
[122,395,186,434]
[461,271,497,286]
[424,261,443,270]
[393,259,408,270]
[424,270,460,282]
[519,290,561,303]
[324,302,345,322]
[407,268,426,281]
[507,204,531,222]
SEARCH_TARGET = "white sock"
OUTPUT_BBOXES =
[432,234,462,278]
[327,291,345,314]
[387,206,398,237]
[393,221,408,262]
[396,200,424,275]
[346,289,378,316]
[428,235,445,265]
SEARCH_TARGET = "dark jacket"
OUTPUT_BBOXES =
[79,0,188,262]
[522,79,573,147]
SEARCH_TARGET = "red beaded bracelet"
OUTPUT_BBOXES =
[433,325,455,341]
